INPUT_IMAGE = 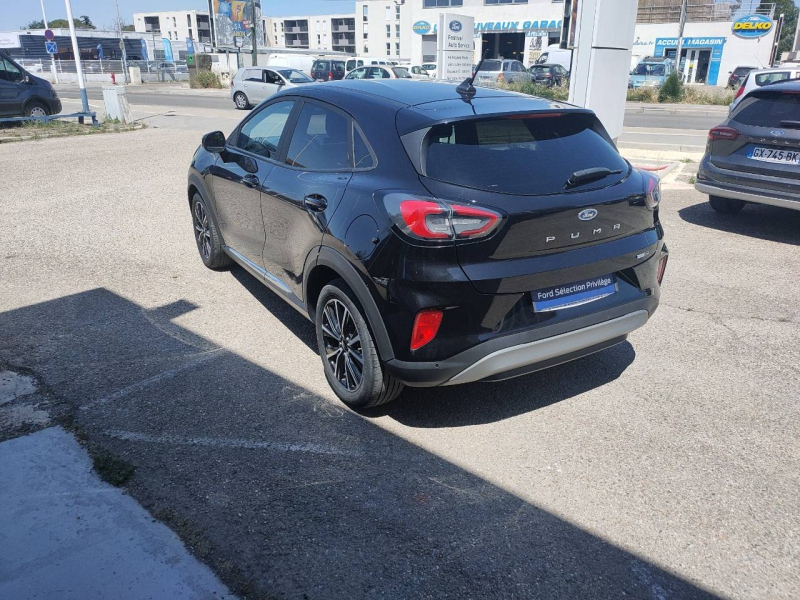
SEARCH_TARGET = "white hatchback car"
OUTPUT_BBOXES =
[231,67,315,110]
[344,65,413,80]
[729,66,800,112]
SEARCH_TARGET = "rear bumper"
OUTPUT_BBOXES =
[383,295,658,387]
[697,157,800,211]
[47,97,62,115]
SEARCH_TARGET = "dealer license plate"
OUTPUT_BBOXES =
[747,147,800,165]
[532,274,617,313]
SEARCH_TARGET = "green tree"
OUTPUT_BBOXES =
[773,0,799,56]
[78,15,96,29]
[122,24,135,32]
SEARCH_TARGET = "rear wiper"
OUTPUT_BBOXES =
[780,120,800,129]
[564,167,623,189]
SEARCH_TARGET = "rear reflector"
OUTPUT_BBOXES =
[657,255,668,285]
[411,309,443,350]
[708,126,740,141]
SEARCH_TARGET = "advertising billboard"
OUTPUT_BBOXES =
[208,0,263,49]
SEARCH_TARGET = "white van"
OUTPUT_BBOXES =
[345,57,391,72]
[535,45,572,71]
[265,53,316,75]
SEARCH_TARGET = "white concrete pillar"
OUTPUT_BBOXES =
[568,0,638,141]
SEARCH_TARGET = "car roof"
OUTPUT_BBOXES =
[280,80,583,135]
[751,79,800,92]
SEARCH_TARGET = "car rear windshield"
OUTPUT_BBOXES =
[632,63,665,76]
[313,60,329,71]
[731,92,800,128]
[422,113,627,196]
[392,67,411,78]
[480,60,502,72]
[733,67,753,76]
[755,71,790,86]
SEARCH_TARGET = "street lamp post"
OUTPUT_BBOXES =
[250,0,260,66]
[64,0,89,117]
[114,0,129,83]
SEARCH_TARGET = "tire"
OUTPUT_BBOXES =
[25,102,49,118]
[315,279,404,408]
[191,193,232,270]
[709,195,745,214]
[233,92,249,110]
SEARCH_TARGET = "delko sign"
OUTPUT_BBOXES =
[732,14,774,39]
[437,13,475,82]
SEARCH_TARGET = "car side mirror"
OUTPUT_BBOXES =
[276,80,284,87]
[202,131,226,154]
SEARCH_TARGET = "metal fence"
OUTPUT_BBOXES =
[17,59,191,82]
[636,2,775,23]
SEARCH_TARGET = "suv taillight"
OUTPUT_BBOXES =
[644,173,661,210]
[328,71,333,81]
[734,83,745,100]
[384,195,503,242]
[708,126,739,141]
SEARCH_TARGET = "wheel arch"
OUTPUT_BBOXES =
[22,98,49,116]
[306,247,395,362]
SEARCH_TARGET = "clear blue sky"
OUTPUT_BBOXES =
[1,1,356,30]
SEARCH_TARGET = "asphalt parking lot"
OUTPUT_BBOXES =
[1,128,798,599]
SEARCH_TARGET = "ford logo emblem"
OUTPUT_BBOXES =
[449,20,462,32]
[579,209,598,221]
[771,130,785,136]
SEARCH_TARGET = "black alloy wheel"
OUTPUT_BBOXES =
[321,298,363,392]
[193,199,212,261]
[191,194,231,270]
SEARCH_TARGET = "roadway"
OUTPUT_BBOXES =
[56,85,725,155]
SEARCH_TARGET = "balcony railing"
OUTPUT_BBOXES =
[636,2,775,23]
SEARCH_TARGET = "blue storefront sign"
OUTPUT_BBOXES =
[654,37,726,86]
[420,19,562,33]
[732,14,774,39]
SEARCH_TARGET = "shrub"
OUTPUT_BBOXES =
[502,80,569,101]
[627,86,658,103]
[190,71,223,89]
[658,72,684,103]
[683,86,735,106]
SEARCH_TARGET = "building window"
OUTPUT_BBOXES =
[364,44,369,53]
[386,42,391,55]
[318,34,321,44]
[395,42,400,53]
[172,16,177,27]
[386,6,392,20]
[423,0,462,6]
[364,32,368,40]
[363,5,368,21]
[189,28,193,39]
[396,24,400,37]
[396,4,401,19]
[485,0,528,3]
[386,24,391,37]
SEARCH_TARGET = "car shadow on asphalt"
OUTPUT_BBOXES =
[0,288,719,599]
[678,201,800,245]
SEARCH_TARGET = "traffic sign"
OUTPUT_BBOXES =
[45,41,57,54]
[44,29,55,41]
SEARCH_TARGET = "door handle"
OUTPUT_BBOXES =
[242,174,260,188]
[304,194,328,212]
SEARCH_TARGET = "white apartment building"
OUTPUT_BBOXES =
[354,0,413,61]
[133,10,213,45]
[266,14,357,53]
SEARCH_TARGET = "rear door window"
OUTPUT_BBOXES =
[285,103,351,170]
[243,68,263,82]
[731,92,800,128]
[314,60,330,73]
[421,113,628,196]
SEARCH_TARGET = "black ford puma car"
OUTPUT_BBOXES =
[187,80,668,407]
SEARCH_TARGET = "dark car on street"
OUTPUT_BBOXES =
[696,80,800,214]
[529,63,569,87]
[0,50,62,118]
[310,59,346,81]
[187,80,668,407]
[727,66,756,89]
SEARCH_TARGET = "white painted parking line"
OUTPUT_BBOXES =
[103,430,364,457]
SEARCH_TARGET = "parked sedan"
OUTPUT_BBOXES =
[528,63,569,87]
[188,80,667,407]
[231,67,314,109]
[474,59,531,86]
[696,80,800,214]
[344,65,412,80]
[405,65,432,80]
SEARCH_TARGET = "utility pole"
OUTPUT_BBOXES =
[40,0,58,84]
[250,0,259,66]
[675,0,688,81]
[64,0,89,116]
[114,0,129,83]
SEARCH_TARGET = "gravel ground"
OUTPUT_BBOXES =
[0,129,798,599]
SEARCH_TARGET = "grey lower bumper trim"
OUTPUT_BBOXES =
[695,182,800,211]
[445,310,650,385]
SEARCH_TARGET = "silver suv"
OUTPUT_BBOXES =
[474,59,531,86]
[231,67,314,109]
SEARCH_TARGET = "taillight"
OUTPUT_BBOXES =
[328,71,333,81]
[410,309,443,350]
[708,126,739,141]
[644,173,661,210]
[734,84,745,100]
[384,195,503,242]
[657,255,668,285]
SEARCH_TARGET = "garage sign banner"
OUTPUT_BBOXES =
[437,13,475,82]
[732,15,773,39]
